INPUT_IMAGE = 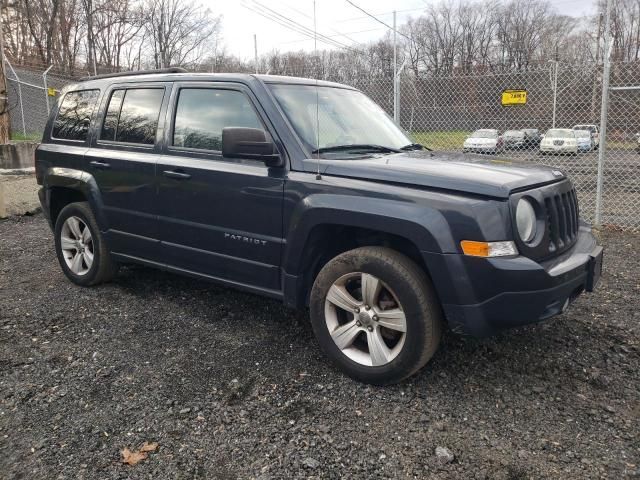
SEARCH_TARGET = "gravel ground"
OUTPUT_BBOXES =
[0,215,638,479]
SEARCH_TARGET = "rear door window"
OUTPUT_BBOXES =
[52,89,100,141]
[100,88,164,145]
[172,88,262,151]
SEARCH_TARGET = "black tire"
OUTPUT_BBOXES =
[309,247,443,385]
[54,201,118,286]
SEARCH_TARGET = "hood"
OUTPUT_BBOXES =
[305,150,565,198]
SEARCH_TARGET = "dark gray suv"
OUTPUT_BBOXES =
[35,69,603,384]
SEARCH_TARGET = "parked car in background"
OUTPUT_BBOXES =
[574,129,593,152]
[522,129,542,148]
[503,130,525,150]
[573,124,599,149]
[463,129,503,154]
[540,129,578,155]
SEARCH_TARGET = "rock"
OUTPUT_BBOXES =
[179,407,191,414]
[435,446,455,464]
[434,421,446,432]
[302,457,320,469]
[603,405,616,413]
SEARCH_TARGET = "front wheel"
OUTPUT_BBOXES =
[309,247,443,385]
[54,202,118,286]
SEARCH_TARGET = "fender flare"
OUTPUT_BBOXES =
[282,193,457,276]
[44,167,108,231]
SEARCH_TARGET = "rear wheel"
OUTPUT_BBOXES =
[309,247,442,385]
[54,202,118,286]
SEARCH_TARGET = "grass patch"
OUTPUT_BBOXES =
[10,132,41,141]
[410,130,470,150]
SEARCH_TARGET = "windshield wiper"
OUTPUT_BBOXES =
[311,144,401,154]
[400,143,431,151]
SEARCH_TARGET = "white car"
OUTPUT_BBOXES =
[574,129,593,152]
[573,124,599,148]
[463,129,504,154]
[540,129,578,155]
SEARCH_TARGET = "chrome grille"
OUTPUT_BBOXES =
[545,188,579,254]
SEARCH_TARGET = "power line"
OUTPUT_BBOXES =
[334,6,426,24]
[241,0,364,53]
[277,27,385,46]
[344,0,414,42]
[275,0,363,46]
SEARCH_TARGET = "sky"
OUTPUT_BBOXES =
[209,0,598,60]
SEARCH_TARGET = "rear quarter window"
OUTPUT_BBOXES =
[52,89,100,141]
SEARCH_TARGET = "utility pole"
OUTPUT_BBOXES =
[254,34,258,74]
[0,4,10,143]
[393,10,398,122]
[595,0,612,227]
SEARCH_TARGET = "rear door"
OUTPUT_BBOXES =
[86,82,171,261]
[156,82,285,293]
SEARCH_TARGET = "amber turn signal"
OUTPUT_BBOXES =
[460,240,518,257]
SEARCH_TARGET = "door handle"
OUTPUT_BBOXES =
[162,170,191,180]
[90,160,111,169]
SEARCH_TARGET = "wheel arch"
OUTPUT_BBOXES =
[44,168,107,230]
[282,196,456,308]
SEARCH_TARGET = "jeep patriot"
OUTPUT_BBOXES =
[35,68,603,385]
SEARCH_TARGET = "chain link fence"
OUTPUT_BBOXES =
[5,63,73,140]
[4,60,640,230]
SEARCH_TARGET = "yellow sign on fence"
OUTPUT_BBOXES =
[47,88,57,97]
[501,89,527,106]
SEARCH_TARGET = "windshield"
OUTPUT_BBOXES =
[470,130,498,138]
[574,125,595,133]
[269,84,412,157]
[504,130,524,137]
[574,130,591,139]
[546,129,575,138]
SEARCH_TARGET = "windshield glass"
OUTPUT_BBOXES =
[504,130,524,137]
[574,130,591,139]
[547,129,575,138]
[470,130,498,138]
[269,84,411,156]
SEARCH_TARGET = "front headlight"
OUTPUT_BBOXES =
[516,198,536,242]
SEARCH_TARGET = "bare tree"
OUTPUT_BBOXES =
[142,0,221,69]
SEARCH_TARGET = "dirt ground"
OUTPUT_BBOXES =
[0,171,40,218]
[0,215,638,479]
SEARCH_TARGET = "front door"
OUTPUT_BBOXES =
[156,83,285,293]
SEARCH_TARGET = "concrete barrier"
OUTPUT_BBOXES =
[0,142,38,169]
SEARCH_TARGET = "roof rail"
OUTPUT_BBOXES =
[79,67,188,82]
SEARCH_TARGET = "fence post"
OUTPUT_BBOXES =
[393,10,398,123]
[5,60,26,136]
[551,58,558,128]
[595,0,612,227]
[43,65,53,115]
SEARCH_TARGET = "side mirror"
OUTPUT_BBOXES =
[222,127,282,167]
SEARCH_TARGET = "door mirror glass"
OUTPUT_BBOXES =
[222,127,282,167]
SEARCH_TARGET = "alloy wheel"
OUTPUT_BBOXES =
[60,216,94,276]
[324,272,407,367]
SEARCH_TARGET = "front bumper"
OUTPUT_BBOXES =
[423,227,603,336]
[540,144,577,153]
